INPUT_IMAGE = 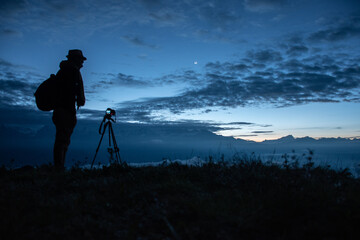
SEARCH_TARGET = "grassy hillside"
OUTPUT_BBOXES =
[1,157,360,239]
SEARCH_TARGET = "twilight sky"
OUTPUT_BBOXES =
[1,0,360,142]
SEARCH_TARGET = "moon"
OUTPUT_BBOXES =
[194,61,198,64]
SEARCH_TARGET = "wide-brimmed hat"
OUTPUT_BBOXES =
[66,49,87,60]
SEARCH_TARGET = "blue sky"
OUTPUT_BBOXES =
[1,0,360,141]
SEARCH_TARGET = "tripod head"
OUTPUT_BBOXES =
[99,108,116,134]
[104,108,116,121]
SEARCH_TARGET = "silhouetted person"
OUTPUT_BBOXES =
[53,50,86,170]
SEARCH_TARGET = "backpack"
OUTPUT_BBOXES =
[34,74,59,111]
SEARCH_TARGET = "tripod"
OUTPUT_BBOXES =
[91,115,122,168]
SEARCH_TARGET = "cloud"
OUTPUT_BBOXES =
[205,61,250,75]
[122,35,159,49]
[90,72,150,89]
[226,122,254,125]
[308,15,360,42]
[113,73,150,86]
[92,69,205,91]
[0,1,148,40]
[246,49,283,63]
[0,59,43,108]
[155,70,203,86]
[243,0,286,13]
[0,58,18,68]
[138,0,244,33]
[0,0,246,44]
[114,45,360,116]
[108,73,149,87]
[0,79,38,107]
[285,45,309,56]
[251,131,274,134]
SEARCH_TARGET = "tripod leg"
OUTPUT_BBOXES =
[108,123,111,147]
[91,122,109,168]
[109,124,122,164]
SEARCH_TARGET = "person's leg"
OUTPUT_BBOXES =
[53,127,71,170]
[53,109,76,170]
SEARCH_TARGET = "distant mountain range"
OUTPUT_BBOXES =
[261,135,360,144]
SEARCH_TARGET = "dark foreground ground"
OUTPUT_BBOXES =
[1,158,360,240]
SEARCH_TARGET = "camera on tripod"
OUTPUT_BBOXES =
[105,108,116,120]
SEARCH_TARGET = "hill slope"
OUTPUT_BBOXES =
[1,159,360,239]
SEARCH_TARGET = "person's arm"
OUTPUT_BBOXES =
[76,72,85,108]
